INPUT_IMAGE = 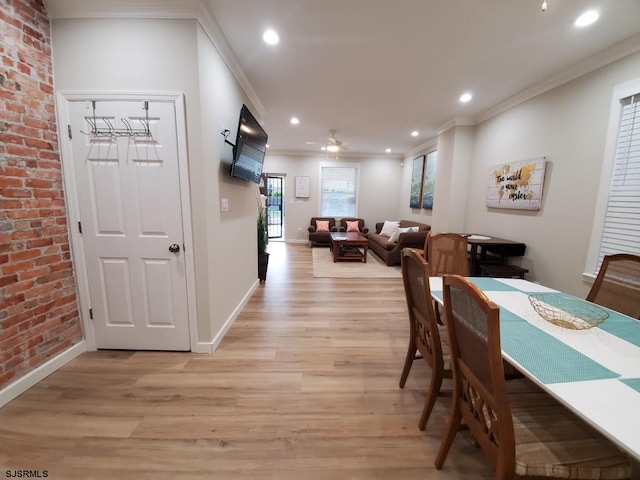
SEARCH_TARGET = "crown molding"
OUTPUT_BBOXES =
[266,149,403,160]
[194,2,264,117]
[404,137,438,159]
[43,0,265,117]
[435,117,475,136]
[474,32,640,125]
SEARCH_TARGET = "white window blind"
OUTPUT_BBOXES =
[596,93,640,270]
[320,164,358,217]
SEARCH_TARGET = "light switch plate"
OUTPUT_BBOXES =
[221,198,229,211]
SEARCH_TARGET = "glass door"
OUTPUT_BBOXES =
[266,176,283,239]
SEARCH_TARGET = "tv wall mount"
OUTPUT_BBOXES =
[221,129,236,149]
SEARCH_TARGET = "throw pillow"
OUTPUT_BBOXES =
[388,227,409,243]
[315,220,330,232]
[388,226,419,243]
[346,220,360,233]
[380,220,400,237]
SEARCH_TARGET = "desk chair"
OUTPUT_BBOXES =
[399,248,452,430]
[587,253,640,319]
[435,274,631,480]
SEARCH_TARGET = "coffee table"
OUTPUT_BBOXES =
[330,232,369,263]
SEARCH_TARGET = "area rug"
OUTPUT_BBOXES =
[312,247,402,278]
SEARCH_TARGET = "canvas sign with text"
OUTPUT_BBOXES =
[487,157,546,210]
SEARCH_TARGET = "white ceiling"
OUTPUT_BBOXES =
[44,0,640,157]
[205,0,640,156]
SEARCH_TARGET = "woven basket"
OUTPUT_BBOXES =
[528,293,609,330]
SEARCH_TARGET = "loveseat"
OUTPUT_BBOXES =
[308,217,338,246]
[368,220,431,266]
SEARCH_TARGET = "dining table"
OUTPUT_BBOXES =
[430,276,640,463]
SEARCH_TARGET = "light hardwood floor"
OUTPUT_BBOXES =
[0,242,493,479]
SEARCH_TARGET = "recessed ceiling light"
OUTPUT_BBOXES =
[459,92,472,103]
[385,148,391,153]
[411,131,419,137]
[263,29,279,45]
[321,146,326,151]
[305,141,315,145]
[266,144,269,148]
[574,10,599,27]
[290,117,299,125]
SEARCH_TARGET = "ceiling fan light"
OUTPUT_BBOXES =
[327,144,339,153]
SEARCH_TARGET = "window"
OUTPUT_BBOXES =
[319,163,359,217]
[586,79,640,276]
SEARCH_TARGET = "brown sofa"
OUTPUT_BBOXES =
[308,217,338,246]
[368,220,431,266]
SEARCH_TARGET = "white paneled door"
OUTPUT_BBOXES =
[68,100,190,350]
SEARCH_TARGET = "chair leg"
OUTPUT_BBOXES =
[418,368,443,430]
[399,341,417,388]
[434,396,462,470]
[434,300,444,325]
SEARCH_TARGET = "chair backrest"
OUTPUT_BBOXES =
[419,231,431,258]
[586,254,640,319]
[442,274,515,474]
[401,248,444,371]
[428,233,470,276]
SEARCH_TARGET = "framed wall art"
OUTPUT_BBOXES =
[487,157,546,210]
[295,176,310,198]
[409,155,424,208]
[421,150,438,209]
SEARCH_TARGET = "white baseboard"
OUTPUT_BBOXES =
[0,341,88,408]
[192,279,260,354]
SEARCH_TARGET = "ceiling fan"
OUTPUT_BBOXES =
[325,129,346,153]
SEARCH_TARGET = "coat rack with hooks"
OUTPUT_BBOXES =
[81,100,153,139]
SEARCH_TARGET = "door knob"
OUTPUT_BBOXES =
[169,244,180,253]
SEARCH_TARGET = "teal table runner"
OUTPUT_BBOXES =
[430,279,634,383]
[468,277,520,291]
[500,321,619,384]
[597,310,640,348]
[430,277,517,303]
[621,378,640,393]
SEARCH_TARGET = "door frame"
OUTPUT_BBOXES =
[56,91,198,351]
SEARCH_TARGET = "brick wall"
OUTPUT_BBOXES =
[0,0,82,389]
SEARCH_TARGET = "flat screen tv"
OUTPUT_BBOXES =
[229,104,268,184]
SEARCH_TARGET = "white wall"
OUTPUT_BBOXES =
[263,153,403,241]
[51,18,260,348]
[465,51,640,296]
[196,25,263,342]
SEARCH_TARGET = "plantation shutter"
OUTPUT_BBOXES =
[320,165,357,217]
[596,93,640,271]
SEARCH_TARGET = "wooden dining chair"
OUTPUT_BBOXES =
[587,253,640,319]
[427,233,469,277]
[435,274,632,479]
[426,232,469,325]
[413,231,431,258]
[399,248,452,430]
